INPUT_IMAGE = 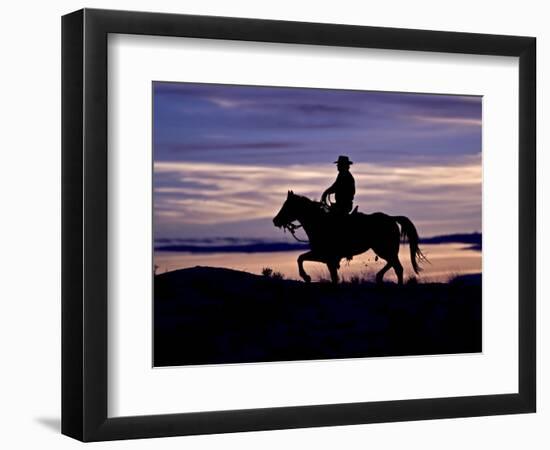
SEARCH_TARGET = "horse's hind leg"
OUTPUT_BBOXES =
[376,262,392,284]
[393,258,404,285]
[376,257,404,285]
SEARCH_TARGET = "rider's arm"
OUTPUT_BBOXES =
[321,181,337,203]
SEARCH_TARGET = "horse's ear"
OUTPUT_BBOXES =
[287,190,293,198]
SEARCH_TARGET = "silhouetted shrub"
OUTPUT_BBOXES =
[262,267,284,280]
[271,271,285,280]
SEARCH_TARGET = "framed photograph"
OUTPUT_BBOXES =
[62,8,536,441]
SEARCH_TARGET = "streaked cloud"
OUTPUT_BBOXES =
[207,97,257,109]
[154,155,481,238]
[410,115,482,127]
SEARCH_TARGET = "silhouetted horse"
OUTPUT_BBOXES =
[273,191,427,284]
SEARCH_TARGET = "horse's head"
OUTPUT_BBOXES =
[273,190,301,228]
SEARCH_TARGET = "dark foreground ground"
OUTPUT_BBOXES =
[154,267,481,367]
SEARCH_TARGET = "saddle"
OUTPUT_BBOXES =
[328,204,359,261]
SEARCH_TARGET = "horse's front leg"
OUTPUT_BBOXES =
[297,250,322,283]
[327,260,340,284]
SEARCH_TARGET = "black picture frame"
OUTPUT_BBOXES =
[62,8,536,442]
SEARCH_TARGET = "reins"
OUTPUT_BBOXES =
[280,198,331,244]
[283,222,309,243]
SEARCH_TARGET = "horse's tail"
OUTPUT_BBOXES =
[393,216,428,274]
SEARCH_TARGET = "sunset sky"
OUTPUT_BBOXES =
[153,82,482,242]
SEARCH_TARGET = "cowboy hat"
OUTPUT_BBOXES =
[334,155,353,165]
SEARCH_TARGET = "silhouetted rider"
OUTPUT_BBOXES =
[321,155,356,215]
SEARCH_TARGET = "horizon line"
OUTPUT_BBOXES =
[155,231,482,254]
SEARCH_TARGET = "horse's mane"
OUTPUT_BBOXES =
[291,194,329,214]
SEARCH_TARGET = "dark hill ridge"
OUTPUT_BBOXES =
[154,267,481,367]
